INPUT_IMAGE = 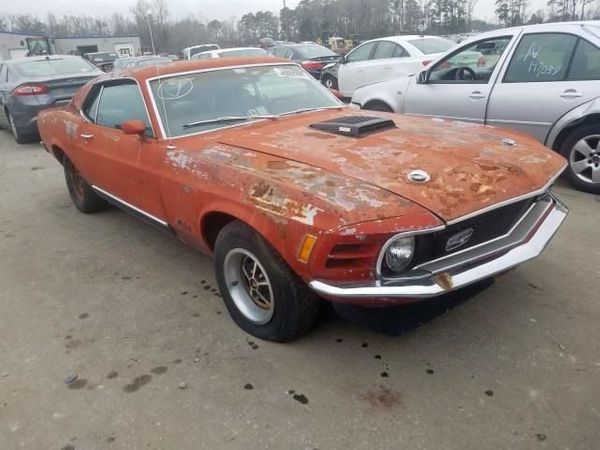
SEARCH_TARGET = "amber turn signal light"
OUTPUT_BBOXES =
[298,234,317,263]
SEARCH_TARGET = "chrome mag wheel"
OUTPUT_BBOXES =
[223,248,274,325]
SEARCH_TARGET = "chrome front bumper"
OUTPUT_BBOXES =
[309,194,567,300]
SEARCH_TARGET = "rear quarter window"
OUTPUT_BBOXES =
[567,39,600,80]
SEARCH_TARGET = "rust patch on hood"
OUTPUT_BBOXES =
[213,109,566,222]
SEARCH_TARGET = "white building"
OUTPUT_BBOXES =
[0,31,142,60]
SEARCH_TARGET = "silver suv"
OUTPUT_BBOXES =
[352,21,600,193]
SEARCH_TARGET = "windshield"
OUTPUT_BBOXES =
[15,58,98,77]
[294,45,338,59]
[221,48,268,58]
[407,37,455,55]
[150,64,340,137]
[189,45,219,57]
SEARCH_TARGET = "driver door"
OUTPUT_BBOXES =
[404,35,518,123]
[338,41,377,97]
[76,80,166,222]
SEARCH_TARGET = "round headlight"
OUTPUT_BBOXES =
[384,236,415,273]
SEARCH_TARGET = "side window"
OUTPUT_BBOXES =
[372,41,398,59]
[567,39,600,80]
[393,44,409,58]
[82,85,102,122]
[429,36,512,84]
[95,82,153,137]
[504,33,578,83]
[346,42,375,63]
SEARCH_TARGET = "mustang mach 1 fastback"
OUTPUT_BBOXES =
[38,57,568,341]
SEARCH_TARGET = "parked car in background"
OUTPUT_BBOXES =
[37,57,567,341]
[83,51,119,72]
[181,44,220,60]
[332,35,456,97]
[113,56,172,71]
[269,43,341,79]
[191,47,269,59]
[352,21,600,193]
[0,55,102,143]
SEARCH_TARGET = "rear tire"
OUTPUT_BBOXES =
[7,110,37,144]
[63,158,107,213]
[560,124,600,194]
[322,74,338,90]
[214,221,321,342]
[363,101,393,113]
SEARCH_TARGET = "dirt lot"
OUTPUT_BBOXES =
[0,130,599,450]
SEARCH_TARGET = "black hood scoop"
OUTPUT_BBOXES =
[309,115,396,137]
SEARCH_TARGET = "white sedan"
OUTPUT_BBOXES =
[191,47,269,59]
[332,35,455,97]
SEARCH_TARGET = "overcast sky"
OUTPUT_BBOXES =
[3,0,549,27]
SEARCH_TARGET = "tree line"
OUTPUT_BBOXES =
[1,0,600,54]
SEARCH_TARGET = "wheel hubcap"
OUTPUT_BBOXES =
[570,135,600,185]
[223,248,274,324]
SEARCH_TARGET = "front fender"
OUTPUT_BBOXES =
[351,77,410,112]
[545,96,600,148]
[160,144,432,282]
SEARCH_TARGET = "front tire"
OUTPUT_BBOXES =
[63,158,107,213]
[7,110,37,144]
[363,101,393,113]
[214,221,321,342]
[560,124,600,194]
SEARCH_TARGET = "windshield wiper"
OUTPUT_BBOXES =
[276,105,344,118]
[182,106,344,129]
[182,115,277,129]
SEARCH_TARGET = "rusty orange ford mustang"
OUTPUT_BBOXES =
[38,57,568,341]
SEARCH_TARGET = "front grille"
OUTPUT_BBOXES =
[410,198,535,268]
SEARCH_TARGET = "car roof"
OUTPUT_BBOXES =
[4,54,83,65]
[216,47,262,53]
[468,20,600,39]
[183,43,219,50]
[106,56,289,81]
[364,35,449,44]
[272,43,323,48]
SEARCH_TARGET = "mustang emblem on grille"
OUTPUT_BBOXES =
[445,228,474,252]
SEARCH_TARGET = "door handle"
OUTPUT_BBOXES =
[80,134,94,140]
[468,91,486,99]
[560,90,583,98]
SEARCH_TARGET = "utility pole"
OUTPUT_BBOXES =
[146,13,156,55]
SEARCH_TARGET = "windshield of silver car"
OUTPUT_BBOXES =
[149,64,340,137]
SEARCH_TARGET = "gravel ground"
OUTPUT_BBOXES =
[0,131,599,450]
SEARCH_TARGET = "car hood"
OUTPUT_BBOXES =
[214,109,566,222]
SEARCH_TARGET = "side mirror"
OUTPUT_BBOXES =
[417,70,429,84]
[121,120,146,136]
[339,55,346,64]
[329,88,344,100]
